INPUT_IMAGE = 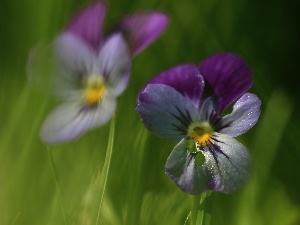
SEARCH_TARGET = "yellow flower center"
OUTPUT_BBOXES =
[85,86,105,106]
[187,121,213,153]
[83,75,106,106]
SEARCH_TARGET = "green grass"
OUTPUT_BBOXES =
[1,0,300,224]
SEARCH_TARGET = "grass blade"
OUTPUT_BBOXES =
[95,115,116,225]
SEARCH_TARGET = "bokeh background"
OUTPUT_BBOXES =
[1,0,300,224]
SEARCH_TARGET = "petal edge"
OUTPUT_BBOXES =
[67,2,107,50]
[140,64,204,107]
[199,52,253,114]
[119,11,169,56]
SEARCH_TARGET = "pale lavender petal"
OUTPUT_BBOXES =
[199,97,219,124]
[119,11,169,56]
[199,52,253,114]
[203,133,252,193]
[40,95,116,144]
[165,139,208,194]
[55,32,98,76]
[216,93,261,137]
[67,1,107,50]
[98,33,131,96]
[136,84,200,140]
[141,64,204,107]
[165,133,251,194]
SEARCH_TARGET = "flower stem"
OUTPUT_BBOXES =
[190,195,200,225]
[188,191,213,225]
[47,147,67,225]
[198,191,213,225]
[126,127,148,225]
[95,115,115,225]
[12,212,21,225]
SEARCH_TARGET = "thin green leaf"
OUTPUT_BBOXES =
[95,115,116,225]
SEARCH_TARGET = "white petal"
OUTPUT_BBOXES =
[203,133,252,193]
[216,93,261,137]
[165,139,207,194]
[40,96,116,144]
[98,33,131,96]
[55,32,98,76]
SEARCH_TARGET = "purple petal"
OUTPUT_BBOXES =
[165,139,208,194]
[119,11,169,56]
[198,52,253,114]
[216,93,261,137]
[136,84,200,140]
[40,95,116,144]
[141,64,204,107]
[98,33,131,96]
[66,1,107,51]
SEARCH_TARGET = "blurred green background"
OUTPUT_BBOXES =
[1,0,300,224]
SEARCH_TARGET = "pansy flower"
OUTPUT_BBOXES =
[136,53,261,194]
[29,1,168,144]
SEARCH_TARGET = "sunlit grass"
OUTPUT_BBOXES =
[1,0,300,224]
[1,80,298,225]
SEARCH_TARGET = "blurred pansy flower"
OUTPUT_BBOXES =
[136,53,261,194]
[28,1,168,144]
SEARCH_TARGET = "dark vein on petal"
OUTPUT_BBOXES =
[205,135,250,192]
[214,141,249,176]
[206,145,223,190]
[215,121,233,131]
[171,123,187,134]
[169,106,192,129]
[169,113,189,128]
[212,136,249,169]
[209,109,214,122]
[175,106,193,125]
[185,109,193,123]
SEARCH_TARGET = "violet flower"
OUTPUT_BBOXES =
[136,53,261,194]
[34,1,168,144]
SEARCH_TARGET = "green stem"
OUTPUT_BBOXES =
[47,147,67,225]
[190,195,201,225]
[126,128,148,225]
[12,212,21,225]
[198,192,213,225]
[184,212,191,225]
[188,192,214,225]
[95,116,115,225]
